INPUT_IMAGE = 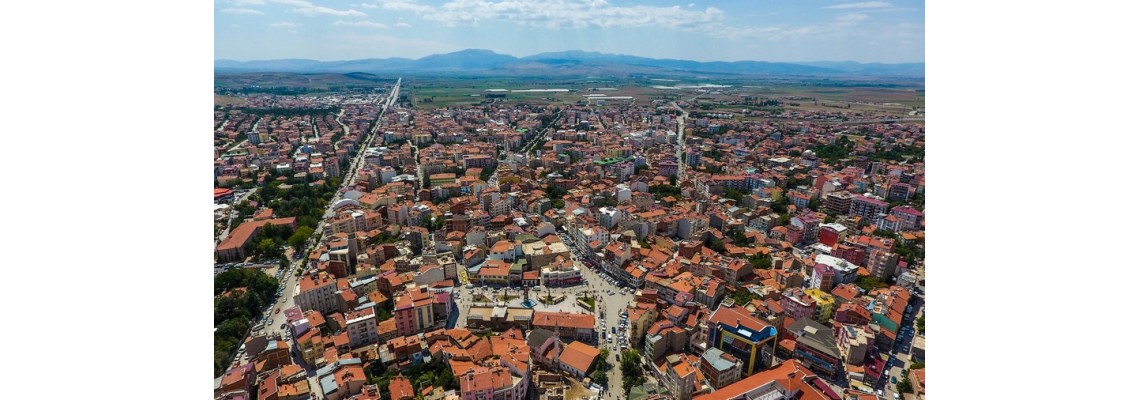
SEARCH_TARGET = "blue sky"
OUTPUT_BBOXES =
[215,0,924,63]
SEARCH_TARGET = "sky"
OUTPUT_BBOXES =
[215,0,924,63]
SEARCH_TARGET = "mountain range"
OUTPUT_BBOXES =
[215,49,924,77]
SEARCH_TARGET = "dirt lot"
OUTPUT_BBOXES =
[215,94,248,106]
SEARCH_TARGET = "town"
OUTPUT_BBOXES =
[213,76,926,400]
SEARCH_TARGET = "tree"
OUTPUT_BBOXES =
[855,275,889,291]
[916,315,925,335]
[896,376,914,394]
[748,253,773,270]
[288,226,314,251]
[730,287,757,306]
[807,197,822,211]
[709,239,726,253]
[778,213,791,227]
[620,349,646,393]
[591,368,608,385]
[435,365,458,390]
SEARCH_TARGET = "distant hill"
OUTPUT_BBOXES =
[216,49,924,78]
[794,61,925,77]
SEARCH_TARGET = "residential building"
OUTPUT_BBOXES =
[345,308,377,349]
[393,285,452,336]
[557,341,601,379]
[296,272,340,315]
[786,318,843,380]
[699,347,742,389]
[848,195,888,221]
[780,289,817,323]
[803,288,836,322]
[706,302,779,376]
[866,248,900,282]
[531,311,596,343]
[691,360,832,400]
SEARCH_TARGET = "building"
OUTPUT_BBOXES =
[215,188,235,204]
[813,255,859,286]
[295,272,340,315]
[388,376,415,400]
[889,206,924,231]
[458,366,528,400]
[345,308,377,348]
[393,285,452,336]
[848,195,888,221]
[887,182,912,201]
[908,368,925,396]
[522,240,571,270]
[216,217,298,262]
[790,214,821,245]
[818,223,847,249]
[803,289,836,322]
[780,289,817,323]
[466,305,534,331]
[810,262,836,293]
[699,347,742,389]
[540,258,582,287]
[706,302,778,376]
[824,191,855,216]
[598,207,622,229]
[691,360,833,400]
[315,358,367,400]
[836,323,874,366]
[866,248,900,282]
[557,341,600,379]
[531,311,596,343]
[786,318,843,380]
[656,353,708,400]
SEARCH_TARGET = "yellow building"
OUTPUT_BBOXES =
[804,288,835,322]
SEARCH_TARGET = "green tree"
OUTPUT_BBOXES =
[620,349,646,393]
[731,287,757,305]
[896,376,914,394]
[288,226,314,251]
[709,239,726,253]
[591,368,609,386]
[748,253,773,270]
[916,315,925,335]
[855,275,889,291]
[807,197,822,211]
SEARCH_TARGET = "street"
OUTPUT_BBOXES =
[222,79,402,398]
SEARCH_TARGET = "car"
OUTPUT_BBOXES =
[275,308,281,314]
[891,376,897,384]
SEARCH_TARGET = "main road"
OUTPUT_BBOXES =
[223,79,402,398]
[669,101,688,180]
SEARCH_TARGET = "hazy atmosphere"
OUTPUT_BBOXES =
[215,0,925,63]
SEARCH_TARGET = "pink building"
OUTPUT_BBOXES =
[780,288,817,322]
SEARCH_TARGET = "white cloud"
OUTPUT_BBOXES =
[270,21,300,28]
[395,22,412,28]
[379,0,436,13]
[688,3,695,7]
[389,0,724,30]
[269,0,368,17]
[221,8,265,15]
[232,0,267,5]
[358,3,379,8]
[334,20,390,28]
[825,2,891,10]
[835,13,869,24]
